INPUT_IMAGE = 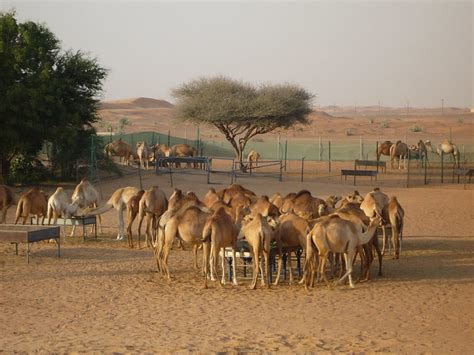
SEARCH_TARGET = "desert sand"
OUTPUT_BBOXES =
[1,169,473,353]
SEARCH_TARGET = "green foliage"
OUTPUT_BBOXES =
[0,11,107,180]
[9,155,50,184]
[409,125,423,132]
[118,117,131,134]
[173,76,313,168]
[380,120,389,128]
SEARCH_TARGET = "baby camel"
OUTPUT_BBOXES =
[305,215,381,289]
[201,207,239,288]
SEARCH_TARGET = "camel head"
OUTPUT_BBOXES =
[345,190,364,204]
[266,215,280,230]
[317,204,327,217]
[369,215,383,227]
[424,140,435,152]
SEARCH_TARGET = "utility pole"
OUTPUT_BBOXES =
[441,98,444,116]
[406,100,409,115]
[378,100,381,114]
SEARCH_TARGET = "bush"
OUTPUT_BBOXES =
[346,128,356,136]
[409,125,423,132]
[9,155,50,184]
[368,118,374,124]
[380,121,389,128]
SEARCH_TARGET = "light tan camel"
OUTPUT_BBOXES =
[269,192,283,211]
[279,192,297,214]
[137,186,168,247]
[203,188,221,208]
[157,205,211,280]
[105,139,133,165]
[125,190,145,248]
[201,207,239,288]
[325,195,342,208]
[340,190,364,208]
[382,196,405,258]
[136,141,149,169]
[153,143,171,167]
[14,187,48,225]
[85,186,140,240]
[228,191,253,211]
[360,188,389,219]
[46,187,78,237]
[0,185,15,224]
[305,215,381,289]
[246,149,261,170]
[425,139,460,167]
[68,179,102,237]
[239,213,279,289]
[390,140,409,169]
[217,184,256,204]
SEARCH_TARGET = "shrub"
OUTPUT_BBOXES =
[409,125,423,132]
[380,120,389,128]
[9,155,50,184]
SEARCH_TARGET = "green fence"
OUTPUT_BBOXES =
[104,131,474,163]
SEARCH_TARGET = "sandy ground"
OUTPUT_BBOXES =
[1,171,473,352]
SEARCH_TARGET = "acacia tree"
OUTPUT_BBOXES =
[0,12,107,180]
[173,77,313,170]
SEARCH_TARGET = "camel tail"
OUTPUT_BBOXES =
[14,198,24,224]
[201,219,212,243]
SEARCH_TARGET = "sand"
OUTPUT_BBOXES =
[1,171,473,352]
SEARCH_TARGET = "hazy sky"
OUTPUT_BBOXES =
[3,1,472,107]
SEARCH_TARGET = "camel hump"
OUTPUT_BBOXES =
[295,190,312,198]
[442,139,451,145]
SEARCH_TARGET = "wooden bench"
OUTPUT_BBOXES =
[0,225,60,263]
[354,159,386,173]
[341,169,378,186]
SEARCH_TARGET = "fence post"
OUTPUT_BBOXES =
[300,157,305,182]
[406,153,410,188]
[359,136,363,160]
[376,141,379,173]
[328,141,331,173]
[424,156,428,184]
[167,130,170,147]
[319,136,322,161]
[284,140,288,172]
[231,158,235,184]
[279,160,283,182]
[441,152,444,183]
[277,134,281,160]
[151,132,155,145]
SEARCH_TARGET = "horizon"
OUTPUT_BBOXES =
[3,1,472,108]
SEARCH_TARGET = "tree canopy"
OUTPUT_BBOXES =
[0,11,107,181]
[173,76,314,169]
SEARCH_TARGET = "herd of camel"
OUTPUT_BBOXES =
[0,179,404,290]
[378,139,461,169]
[104,139,261,170]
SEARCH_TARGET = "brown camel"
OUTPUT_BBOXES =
[390,140,409,169]
[305,215,381,289]
[126,190,145,248]
[249,195,280,219]
[201,207,239,288]
[382,196,405,258]
[288,190,327,220]
[170,143,198,168]
[203,188,221,208]
[14,187,48,225]
[105,139,133,165]
[137,186,168,247]
[377,141,393,161]
[239,213,279,289]
[217,184,256,204]
[0,185,15,224]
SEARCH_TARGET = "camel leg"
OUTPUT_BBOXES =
[303,246,314,289]
[338,250,356,288]
[116,205,125,240]
[161,237,174,281]
[145,214,153,247]
[250,247,259,290]
[288,251,294,285]
[381,226,387,256]
[263,251,270,288]
[231,249,238,286]
[273,241,283,286]
[202,242,210,289]
[319,254,330,288]
[220,248,226,286]
[192,244,200,270]
[155,226,165,272]
[209,252,216,281]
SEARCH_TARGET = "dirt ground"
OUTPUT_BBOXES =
[1,170,473,353]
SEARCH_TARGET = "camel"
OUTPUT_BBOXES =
[137,186,168,247]
[125,189,145,248]
[408,140,428,165]
[425,140,460,167]
[390,140,409,169]
[377,141,393,161]
[305,215,381,289]
[104,139,133,165]
[153,143,171,167]
[382,196,405,258]
[287,190,327,220]
[157,205,211,281]
[239,213,279,289]
[201,207,239,288]
[14,187,48,225]
[279,192,297,214]
[340,190,364,208]
[209,200,235,220]
[68,179,102,237]
[249,195,280,219]
[203,188,221,208]
[273,213,311,284]
[0,185,15,224]
[46,187,78,237]
[217,184,256,204]
[246,150,260,171]
[360,188,389,220]
[85,186,140,240]
[269,192,283,211]
[170,144,198,168]
[136,141,149,169]
[325,195,342,209]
